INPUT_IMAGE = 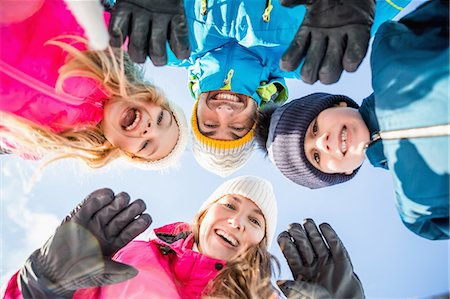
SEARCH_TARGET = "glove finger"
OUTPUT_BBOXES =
[113,213,152,249]
[303,219,329,260]
[92,192,131,230]
[319,223,350,262]
[148,14,171,66]
[91,260,138,287]
[280,28,310,72]
[128,13,151,63]
[168,14,191,60]
[108,4,131,48]
[73,189,115,225]
[279,0,303,8]
[277,231,304,279]
[106,198,147,238]
[343,26,370,72]
[287,222,315,265]
[300,31,327,84]
[318,34,345,84]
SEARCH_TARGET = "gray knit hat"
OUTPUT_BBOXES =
[198,175,277,247]
[264,93,360,189]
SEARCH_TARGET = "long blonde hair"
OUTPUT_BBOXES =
[0,36,167,168]
[191,207,280,299]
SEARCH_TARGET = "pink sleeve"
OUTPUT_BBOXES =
[2,272,24,299]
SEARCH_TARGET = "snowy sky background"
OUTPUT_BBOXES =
[1,1,448,297]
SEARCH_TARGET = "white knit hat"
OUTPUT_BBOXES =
[198,175,278,246]
[122,100,189,170]
[191,100,255,177]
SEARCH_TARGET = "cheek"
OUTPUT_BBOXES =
[246,227,265,246]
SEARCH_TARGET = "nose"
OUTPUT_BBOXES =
[316,132,330,153]
[140,122,152,137]
[228,215,243,230]
[216,104,234,121]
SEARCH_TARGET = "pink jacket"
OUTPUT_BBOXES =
[3,223,225,299]
[0,0,106,135]
[74,222,226,299]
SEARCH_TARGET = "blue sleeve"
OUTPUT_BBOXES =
[371,0,413,34]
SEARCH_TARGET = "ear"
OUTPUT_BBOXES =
[337,101,348,107]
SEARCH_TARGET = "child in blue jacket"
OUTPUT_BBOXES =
[255,0,449,240]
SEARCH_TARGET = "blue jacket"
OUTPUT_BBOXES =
[360,0,449,240]
[168,0,412,106]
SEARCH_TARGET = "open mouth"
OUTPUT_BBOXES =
[215,229,239,247]
[212,93,243,103]
[121,108,141,131]
[341,126,348,155]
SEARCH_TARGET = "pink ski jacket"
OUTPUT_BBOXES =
[0,0,106,136]
[74,222,226,299]
[3,222,225,299]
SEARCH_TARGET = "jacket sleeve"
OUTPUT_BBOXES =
[2,272,23,299]
[397,192,449,241]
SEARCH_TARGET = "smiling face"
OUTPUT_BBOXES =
[303,102,370,174]
[198,194,266,261]
[196,90,257,141]
[101,99,179,161]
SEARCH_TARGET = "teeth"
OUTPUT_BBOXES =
[215,93,240,102]
[125,110,141,131]
[341,126,347,154]
[216,229,238,247]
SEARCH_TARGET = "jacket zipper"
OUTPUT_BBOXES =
[366,123,450,148]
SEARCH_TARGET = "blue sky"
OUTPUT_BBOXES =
[1,1,448,297]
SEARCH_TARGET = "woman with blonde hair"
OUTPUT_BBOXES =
[4,176,280,298]
[0,0,188,170]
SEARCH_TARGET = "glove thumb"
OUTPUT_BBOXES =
[277,280,332,299]
[92,260,138,286]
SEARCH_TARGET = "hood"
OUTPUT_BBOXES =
[188,42,288,106]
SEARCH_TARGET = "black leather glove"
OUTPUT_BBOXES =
[277,219,364,299]
[18,188,152,298]
[109,0,191,65]
[280,0,375,84]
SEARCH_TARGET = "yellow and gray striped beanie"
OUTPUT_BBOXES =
[191,100,255,177]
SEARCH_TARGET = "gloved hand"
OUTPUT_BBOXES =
[18,188,152,298]
[280,0,375,84]
[277,219,364,299]
[109,0,191,65]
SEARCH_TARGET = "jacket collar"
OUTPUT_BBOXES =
[360,94,388,170]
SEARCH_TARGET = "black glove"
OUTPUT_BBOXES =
[18,188,152,298]
[280,0,375,84]
[109,0,191,65]
[277,219,364,299]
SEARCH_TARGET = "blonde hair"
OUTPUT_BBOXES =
[0,36,168,168]
[191,206,280,299]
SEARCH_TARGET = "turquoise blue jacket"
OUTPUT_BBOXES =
[361,0,449,240]
[168,0,412,106]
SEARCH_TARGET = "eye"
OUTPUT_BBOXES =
[312,119,318,135]
[232,127,245,132]
[140,140,149,152]
[313,151,320,164]
[249,217,261,227]
[224,203,236,210]
[157,111,164,125]
[204,123,218,128]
